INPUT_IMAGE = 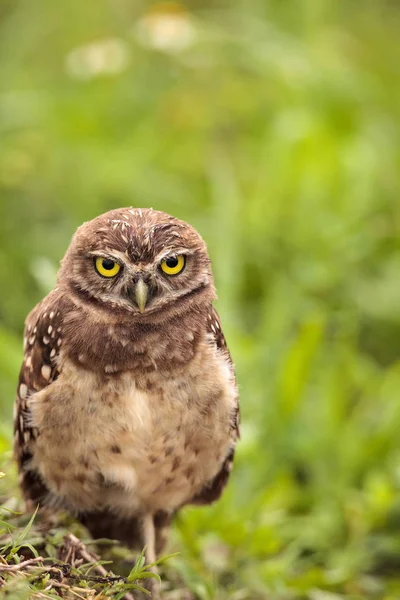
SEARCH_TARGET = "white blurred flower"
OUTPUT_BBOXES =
[135,3,196,53]
[65,38,130,80]
[30,257,58,293]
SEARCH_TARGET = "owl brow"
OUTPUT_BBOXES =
[87,250,128,264]
[156,248,196,262]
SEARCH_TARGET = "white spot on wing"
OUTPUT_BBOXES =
[41,365,52,381]
[19,383,28,399]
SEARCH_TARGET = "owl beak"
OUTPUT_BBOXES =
[135,279,148,313]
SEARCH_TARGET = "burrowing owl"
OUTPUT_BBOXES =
[14,208,239,577]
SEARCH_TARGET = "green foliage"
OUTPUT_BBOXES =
[1,506,40,560]
[0,503,177,599]
[1,0,400,598]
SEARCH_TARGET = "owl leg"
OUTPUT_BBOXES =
[142,513,156,564]
[142,513,160,599]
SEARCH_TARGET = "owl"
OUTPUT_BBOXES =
[13,208,239,590]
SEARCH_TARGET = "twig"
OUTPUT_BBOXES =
[50,581,91,599]
[0,556,44,572]
[59,533,108,576]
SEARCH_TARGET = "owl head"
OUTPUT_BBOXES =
[58,208,216,320]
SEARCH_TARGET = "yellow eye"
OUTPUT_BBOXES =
[95,257,121,278]
[160,255,185,276]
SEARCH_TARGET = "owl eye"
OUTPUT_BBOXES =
[160,255,185,276]
[95,257,121,278]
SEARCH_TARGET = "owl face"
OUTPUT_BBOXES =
[58,208,215,317]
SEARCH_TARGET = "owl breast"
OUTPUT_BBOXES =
[27,341,237,517]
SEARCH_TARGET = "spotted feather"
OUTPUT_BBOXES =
[14,291,64,507]
[207,306,240,440]
[187,307,240,507]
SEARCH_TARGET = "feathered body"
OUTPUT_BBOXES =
[14,208,239,560]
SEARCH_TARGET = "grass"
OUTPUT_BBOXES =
[1,0,400,598]
[0,472,179,599]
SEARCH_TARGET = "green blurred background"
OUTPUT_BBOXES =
[1,1,400,598]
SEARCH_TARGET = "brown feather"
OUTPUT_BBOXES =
[14,292,64,507]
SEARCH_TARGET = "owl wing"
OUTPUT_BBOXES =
[207,306,240,438]
[14,292,64,507]
[188,306,240,507]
